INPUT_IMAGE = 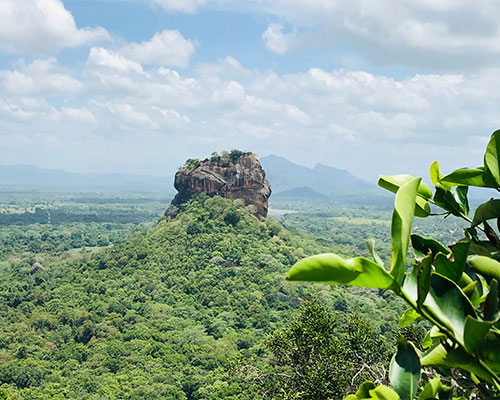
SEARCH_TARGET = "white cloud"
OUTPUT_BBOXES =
[254,0,500,68]
[87,47,143,73]
[106,103,159,129]
[151,0,208,13]
[1,58,82,96]
[4,53,500,180]
[122,30,195,67]
[0,0,109,55]
[60,107,96,124]
[262,24,289,54]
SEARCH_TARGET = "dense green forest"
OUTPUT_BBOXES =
[0,190,415,399]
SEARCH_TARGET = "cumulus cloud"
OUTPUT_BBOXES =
[0,0,110,55]
[262,24,289,54]
[3,53,500,179]
[151,0,208,13]
[122,30,195,67]
[87,47,143,73]
[59,107,96,124]
[1,58,82,96]
[254,0,500,69]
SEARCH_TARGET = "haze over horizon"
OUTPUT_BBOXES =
[2,1,500,181]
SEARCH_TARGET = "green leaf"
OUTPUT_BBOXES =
[434,240,470,283]
[433,187,468,217]
[369,386,401,400]
[399,308,422,328]
[366,239,384,268]
[472,199,500,227]
[468,255,500,283]
[468,240,499,257]
[411,234,450,260]
[477,331,500,375]
[417,255,433,307]
[456,186,469,216]
[441,167,497,188]
[484,129,500,187]
[379,175,432,200]
[421,326,446,349]
[403,272,476,345]
[484,279,499,321]
[389,337,420,400]
[286,254,397,290]
[430,161,453,190]
[356,381,377,398]
[421,344,495,384]
[483,220,500,249]
[378,175,431,217]
[463,316,493,353]
[417,377,451,400]
[391,178,420,284]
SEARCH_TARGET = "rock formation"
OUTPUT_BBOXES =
[30,262,44,275]
[166,152,271,217]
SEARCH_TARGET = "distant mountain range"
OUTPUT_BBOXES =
[0,155,376,197]
[0,164,174,192]
[260,155,376,197]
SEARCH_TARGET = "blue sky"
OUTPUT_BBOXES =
[1,0,500,181]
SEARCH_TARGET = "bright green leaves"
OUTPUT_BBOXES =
[286,253,397,290]
[416,256,432,307]
[286,129,500,397]
[344,382,401,400]
[424,274,476,345]
[485,129,500,187]
[438,130,500,189]
[472,199,500,227]
[378,175,432,200]
[403,269,476,346]
[434,240,469,282]
[463,316,494,353]
[389,337,420,400]
[417,377,451,400]
[366,238,384,268]
[391,178,420,284]
[286,177,421,292]
[441,167,496,188]
[399,308,422,328]
[411,234,450,259]
[468,255,500,282]
[421,344,497,385]
[430,161,452,190]
[378,175,431,217]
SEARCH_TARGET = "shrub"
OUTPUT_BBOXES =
[287,130,500,399]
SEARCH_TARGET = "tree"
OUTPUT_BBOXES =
[183,158,200,170]
[286,130,500,399]
[256,300,390,400]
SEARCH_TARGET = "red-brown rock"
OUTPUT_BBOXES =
[166,153,271,217]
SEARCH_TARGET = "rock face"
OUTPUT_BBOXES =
[166,153,271,217]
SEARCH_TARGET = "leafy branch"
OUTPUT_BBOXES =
[286,130,500,399]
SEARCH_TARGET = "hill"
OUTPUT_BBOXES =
[0,194,402,399]
[260,155,375,196]
[0,164,174,193]
[271,186,328,201]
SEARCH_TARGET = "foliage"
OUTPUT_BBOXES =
[248,300,391,400]
[0,193,407,399]
[183,158,201,170]
[0,193,165,259]
[287,130,500,399]
[228,150,251,163]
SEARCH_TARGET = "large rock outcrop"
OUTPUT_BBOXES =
[166,152,271,217]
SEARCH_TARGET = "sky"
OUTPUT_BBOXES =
[1,0,500,181]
